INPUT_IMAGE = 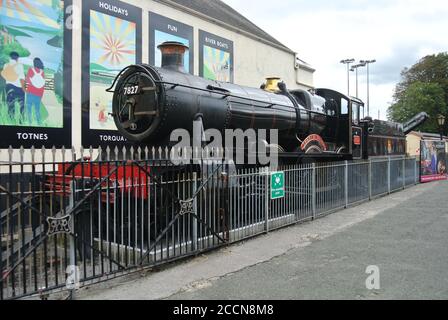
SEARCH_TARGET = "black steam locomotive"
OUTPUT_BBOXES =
[109,42,427,164]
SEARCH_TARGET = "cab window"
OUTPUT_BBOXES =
[352,102,360,125]
[341,98,349,115]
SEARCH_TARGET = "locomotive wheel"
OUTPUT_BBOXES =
[305,145,323,154]
[337,146,348,154]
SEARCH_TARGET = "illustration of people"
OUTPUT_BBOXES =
[430,145,438,174]
[1,51,25,122]
[214,61,230,82]
[25,58,46,125]
[98,107,107,123]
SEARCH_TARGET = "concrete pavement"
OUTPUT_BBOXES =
[78,181,448,300]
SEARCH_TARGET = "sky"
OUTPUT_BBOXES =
[222,0,447,120]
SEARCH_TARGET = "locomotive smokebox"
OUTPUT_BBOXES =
[158,41,189,73]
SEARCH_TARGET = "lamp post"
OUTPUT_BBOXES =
[350,62,366,99]
[437,114,446,141]
[340,59,355,96]
[360,59,376,117]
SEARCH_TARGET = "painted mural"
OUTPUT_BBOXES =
[154,30,190,72]
[0,0,65,128]
[149,12,194,74]
[89,10,136,131]
[203,45,231,82]
[199,30,233,83]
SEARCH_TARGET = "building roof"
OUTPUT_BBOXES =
[155,0,293,53]
[408,131,448,140]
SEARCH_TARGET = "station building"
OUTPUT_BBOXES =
[407,131,448,157]
[0,0,314,152]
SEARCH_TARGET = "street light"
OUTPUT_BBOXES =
[360,59,376,117]
[437,114,446,141]
[340,59,355,96]
[350,62,366,99]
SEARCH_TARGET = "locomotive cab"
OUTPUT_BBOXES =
[313,88,367,159]
[282,87,369,160]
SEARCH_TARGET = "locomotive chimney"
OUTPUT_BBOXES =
[157,41,189,73]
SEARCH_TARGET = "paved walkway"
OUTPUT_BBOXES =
[77,181,448,300]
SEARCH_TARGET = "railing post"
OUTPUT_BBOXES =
[344,161,349,208]
[68,180,77,300]
[0,198,2,301]
[192,172,198,251]
[312,163,316,220]
[368,159,372,200]
[402,157,406,189]
[265,169,270,233]
[415,157,418,185]
[388,157,391,194]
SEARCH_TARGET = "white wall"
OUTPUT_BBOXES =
[132,0,313,88]
[297,65,315,89]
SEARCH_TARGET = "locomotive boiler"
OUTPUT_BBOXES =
[109,41,427,162]
[109,42,351,158]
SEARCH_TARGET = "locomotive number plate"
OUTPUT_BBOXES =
[123,85,141,96]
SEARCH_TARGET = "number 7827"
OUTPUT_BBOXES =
[124,86,140,95]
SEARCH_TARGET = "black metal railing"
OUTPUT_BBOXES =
[0,147,419,300]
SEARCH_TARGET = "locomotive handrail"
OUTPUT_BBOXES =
[106,64,300,110]
[206,84,231,93]
[154,80,296,109]
[159,80,300,108]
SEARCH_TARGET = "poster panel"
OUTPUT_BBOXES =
[82,0,142,147]
[149,12,194,74]
[420,140,447,183]
[199,30,233,83]
[0,0,72,148]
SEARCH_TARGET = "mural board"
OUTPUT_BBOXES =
[0,0,72,148]
[149,12,194,74]
[199,30,233,83]
[82,0,142,147]
[420,140,447,183]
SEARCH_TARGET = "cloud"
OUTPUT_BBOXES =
[223,0,448,119]
[369,44,424,85]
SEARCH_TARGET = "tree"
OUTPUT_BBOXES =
[388,82,447,133]
[388,52,448,134]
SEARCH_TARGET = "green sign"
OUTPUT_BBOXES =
[271,172,285,200]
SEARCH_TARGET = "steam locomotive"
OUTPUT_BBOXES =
[1,43,428,269]
[108,42,427,165]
